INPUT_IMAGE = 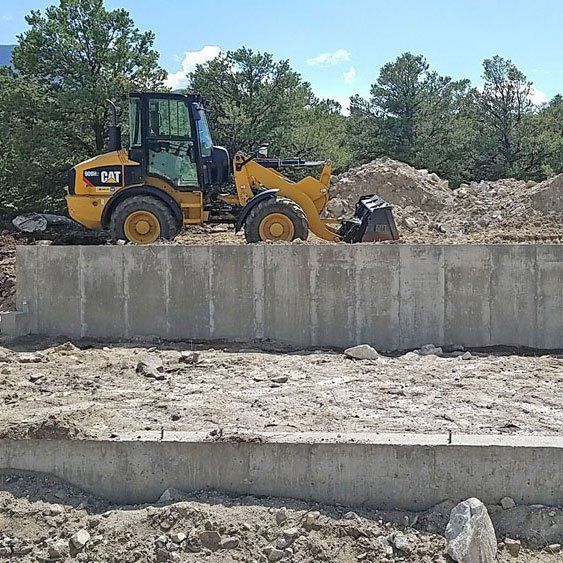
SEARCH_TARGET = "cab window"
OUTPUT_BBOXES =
[129,97,142,147]
[148,98,192,138]
[147,97,197,187]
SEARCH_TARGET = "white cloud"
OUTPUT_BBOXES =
[165,45,221,90]
[343,66,356,84]
[307,48,350,67]
[529,86,548,105]
[1,15,14,21]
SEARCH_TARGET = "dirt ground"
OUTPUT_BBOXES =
[1,339,562,440]
[0,471,561,563]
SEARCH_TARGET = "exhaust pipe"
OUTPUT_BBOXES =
[106,99,122,152]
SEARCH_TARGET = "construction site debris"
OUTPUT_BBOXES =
[416,344,444,357]
[12,213,80,233]
[0,472,559,563]
[504,538,522,557]
[69,529,91,551]
[136,355,166,380]
[330,158,563,243]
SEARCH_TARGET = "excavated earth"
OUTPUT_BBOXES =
[1,341,563,561]
[1,339,563,439]
[2,471,561,563]
[328,157,563,244]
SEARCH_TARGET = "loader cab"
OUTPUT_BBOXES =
[128,92,228,191]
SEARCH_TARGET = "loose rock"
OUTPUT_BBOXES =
[169,532,186,544]
[136,355,165,380]
[271,375,288,384]
[389,530,413,553]
[504,538,521,557]
[446,498,497,563]
[417,344,443,356]
[500,496,516,510]
[158,488,188,503]
[70,529,90,551]
[275,507,288,525]
[220,536,239,549]
[266,547,285,562]
[199,530,221,551]
[17,352,44,363]
[48,539,68,559]
[179,351,200,364]
[344,345,379,360]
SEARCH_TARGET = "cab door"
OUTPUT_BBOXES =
[145,96,200,189]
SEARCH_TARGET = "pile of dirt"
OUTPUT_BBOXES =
[329,157,453,215]
[0,472,560,562]
[329,158,563,243]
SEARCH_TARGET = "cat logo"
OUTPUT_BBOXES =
[101,170,121,184]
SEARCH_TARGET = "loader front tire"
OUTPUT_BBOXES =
[244,197,308,243]
[110,195,179,244]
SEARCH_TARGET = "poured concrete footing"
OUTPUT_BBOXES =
[1,433,563,510]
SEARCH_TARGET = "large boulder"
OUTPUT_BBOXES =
[446,498,497,563]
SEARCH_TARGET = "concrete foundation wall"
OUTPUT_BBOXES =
[2,434,563,510]
[3,244,563,350]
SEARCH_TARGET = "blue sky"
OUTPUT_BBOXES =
[1,0,562,110]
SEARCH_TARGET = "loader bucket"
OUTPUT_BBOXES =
[338,194,399,243]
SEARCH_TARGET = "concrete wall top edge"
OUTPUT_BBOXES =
[16,244,563,251]
[2,433,563,448]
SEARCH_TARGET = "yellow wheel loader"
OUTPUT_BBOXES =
[65,92,398,244]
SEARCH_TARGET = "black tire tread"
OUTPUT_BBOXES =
[244,197,308,243]
[110,195,179,243]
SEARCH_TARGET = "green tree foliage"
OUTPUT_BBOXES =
[347,53,476,185]
[1,0,165,214]
[0,69,76,213]
[471,56,544,179]
[347,52,563,186]
[187,47,351,171]
[536,95,563,175]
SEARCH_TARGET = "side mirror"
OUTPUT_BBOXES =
[257,143,269,158]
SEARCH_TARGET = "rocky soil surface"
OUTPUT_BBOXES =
[0,472,561,562]
[1,339,562,439]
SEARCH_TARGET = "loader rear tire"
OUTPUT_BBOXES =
[110,195,179,244]
[244,197,308,243]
